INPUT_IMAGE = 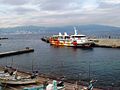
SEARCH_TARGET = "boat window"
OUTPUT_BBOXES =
[72,36,86,38]
[58,36,63,39]
[65,36,70,39]
[52,37,58,40]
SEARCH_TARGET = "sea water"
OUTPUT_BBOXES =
[0,31,120,88]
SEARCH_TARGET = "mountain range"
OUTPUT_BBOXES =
[0,24,119,36]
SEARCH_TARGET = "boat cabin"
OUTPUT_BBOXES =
[71,35,86,39]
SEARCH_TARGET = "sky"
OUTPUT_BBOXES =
[0,0,120,28]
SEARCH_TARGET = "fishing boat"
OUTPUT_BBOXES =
[0,71,10,77]
[0,67,10,77]
[0,70,37,85]
[0,78,37,85]
[49,27,94,48]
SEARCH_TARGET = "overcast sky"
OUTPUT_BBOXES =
[0,0,120,27]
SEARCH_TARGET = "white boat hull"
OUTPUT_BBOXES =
[0,78,37,85]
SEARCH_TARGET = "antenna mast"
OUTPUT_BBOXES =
[74,27,77,35]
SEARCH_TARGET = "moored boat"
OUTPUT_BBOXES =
[49,28,94,48]
[0,70,37,85]
[0,78,37,85]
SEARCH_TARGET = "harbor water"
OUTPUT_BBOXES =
[0,31,120,88]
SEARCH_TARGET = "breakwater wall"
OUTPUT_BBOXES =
[91,39,120,48]
[0,47,34,57]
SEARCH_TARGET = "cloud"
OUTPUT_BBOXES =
[36,0,82,12]
[0,0,119,27]
[13,6,38,14]
[0,0,29,5]
[99,0,120,4]
[98,0,120,9]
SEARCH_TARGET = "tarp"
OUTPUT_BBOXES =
[23,85,44,90]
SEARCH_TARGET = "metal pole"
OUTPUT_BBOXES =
[89,61,90,81]
[11,57,13,68]
[32,59,33,72]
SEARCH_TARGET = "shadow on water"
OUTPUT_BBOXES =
[50,45,94,51]
[72,47,93,51]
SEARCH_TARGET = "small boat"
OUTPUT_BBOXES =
[0,72,10,77]
[0,68,10,77]
[0,78,37,85]
[0,70,37,85]
[49,27,94,48]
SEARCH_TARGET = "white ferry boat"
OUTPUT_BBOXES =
[49,28,94,48]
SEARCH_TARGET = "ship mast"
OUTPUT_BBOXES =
[74,27,77,35]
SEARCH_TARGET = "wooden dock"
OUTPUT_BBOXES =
[0,47,34,57]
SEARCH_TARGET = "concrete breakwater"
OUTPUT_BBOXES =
[92,39,120,48]
[0,47,34,57]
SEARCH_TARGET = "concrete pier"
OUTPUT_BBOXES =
[0,47,34,57]
[91,39,120,48]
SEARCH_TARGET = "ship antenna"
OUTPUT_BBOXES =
[74,27,77,35]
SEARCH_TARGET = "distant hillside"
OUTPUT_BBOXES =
[0,25,120,36]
